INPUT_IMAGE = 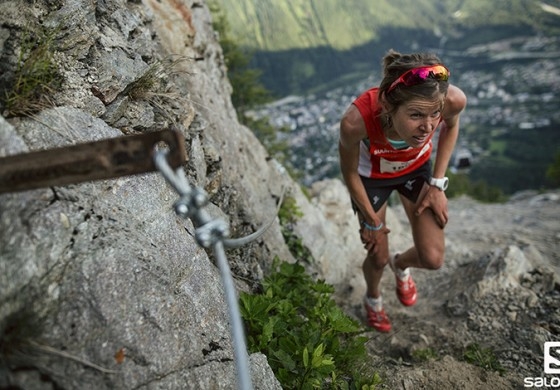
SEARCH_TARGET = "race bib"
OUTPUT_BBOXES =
[378,142,431,173]
[379,158,412,173]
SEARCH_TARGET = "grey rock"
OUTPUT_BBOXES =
[0,1,286,388]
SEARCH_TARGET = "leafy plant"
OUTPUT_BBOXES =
[463,343,506,374]
[278,196,313,264]
[278,195,303,225]
[240,260,381,389]
[4,25,63,117]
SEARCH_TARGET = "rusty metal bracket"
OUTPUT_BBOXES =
[0,129,186,194]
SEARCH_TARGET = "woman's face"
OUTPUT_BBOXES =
[390,98,443,148]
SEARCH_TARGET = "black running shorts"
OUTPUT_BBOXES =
[354,161,432,212]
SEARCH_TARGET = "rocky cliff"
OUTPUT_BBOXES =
[0,0,362,388]
[1,1,559,389]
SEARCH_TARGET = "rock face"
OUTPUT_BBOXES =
[0,0,371,388]
[0,0,306,388]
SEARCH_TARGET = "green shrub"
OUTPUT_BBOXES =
[278,196,314,264]
[240,260,382,389]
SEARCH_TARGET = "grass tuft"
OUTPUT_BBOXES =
[463,343,506,374]
[4,26,63,117]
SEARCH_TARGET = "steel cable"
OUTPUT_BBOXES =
[154,150,253,390]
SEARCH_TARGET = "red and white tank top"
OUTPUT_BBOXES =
[353,87,438,179]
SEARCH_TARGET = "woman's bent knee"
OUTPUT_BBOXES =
[418,248,444,270]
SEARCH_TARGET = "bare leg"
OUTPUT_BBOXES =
[359,204,390,298]
[394,184,445,271]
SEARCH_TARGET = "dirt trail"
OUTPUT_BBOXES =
[336,192,560,389]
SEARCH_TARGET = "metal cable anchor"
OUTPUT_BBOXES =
[154,150,253,390]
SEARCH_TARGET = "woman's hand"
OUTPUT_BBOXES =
[360,224,391,253]
[415,186,449,228]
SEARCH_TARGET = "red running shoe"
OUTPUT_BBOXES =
[363,296,392,333]
[395,274,417,306]
[390,254,417,307]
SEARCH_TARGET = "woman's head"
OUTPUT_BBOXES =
[379,50,449,113]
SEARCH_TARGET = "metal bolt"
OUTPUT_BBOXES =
[174,200,189,218]
[196,230,211,247]
[193,191,207,208]
[215,223,230,238]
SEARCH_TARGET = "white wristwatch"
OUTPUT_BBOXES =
[429,176,449,191]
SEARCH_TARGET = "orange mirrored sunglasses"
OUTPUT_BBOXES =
[387,64,450,94]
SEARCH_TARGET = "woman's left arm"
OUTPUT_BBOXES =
[416,85,467,227]
[433,85,467,178]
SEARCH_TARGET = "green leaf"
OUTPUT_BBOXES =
[311,343,326,368]
[302,346,309,368]
[272,349,297,371]
[262,316,277,345]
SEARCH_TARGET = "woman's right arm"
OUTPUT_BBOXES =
[338,105,382,229]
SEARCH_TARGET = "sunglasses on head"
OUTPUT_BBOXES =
[386,64,450,94]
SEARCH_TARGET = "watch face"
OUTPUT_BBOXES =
[431,177,448,190]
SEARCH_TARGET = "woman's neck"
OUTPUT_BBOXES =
[381,115,402,141]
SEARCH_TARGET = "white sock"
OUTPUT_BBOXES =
[392,255,410,281]
[396,267,410,281]
[365,295,383,311]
